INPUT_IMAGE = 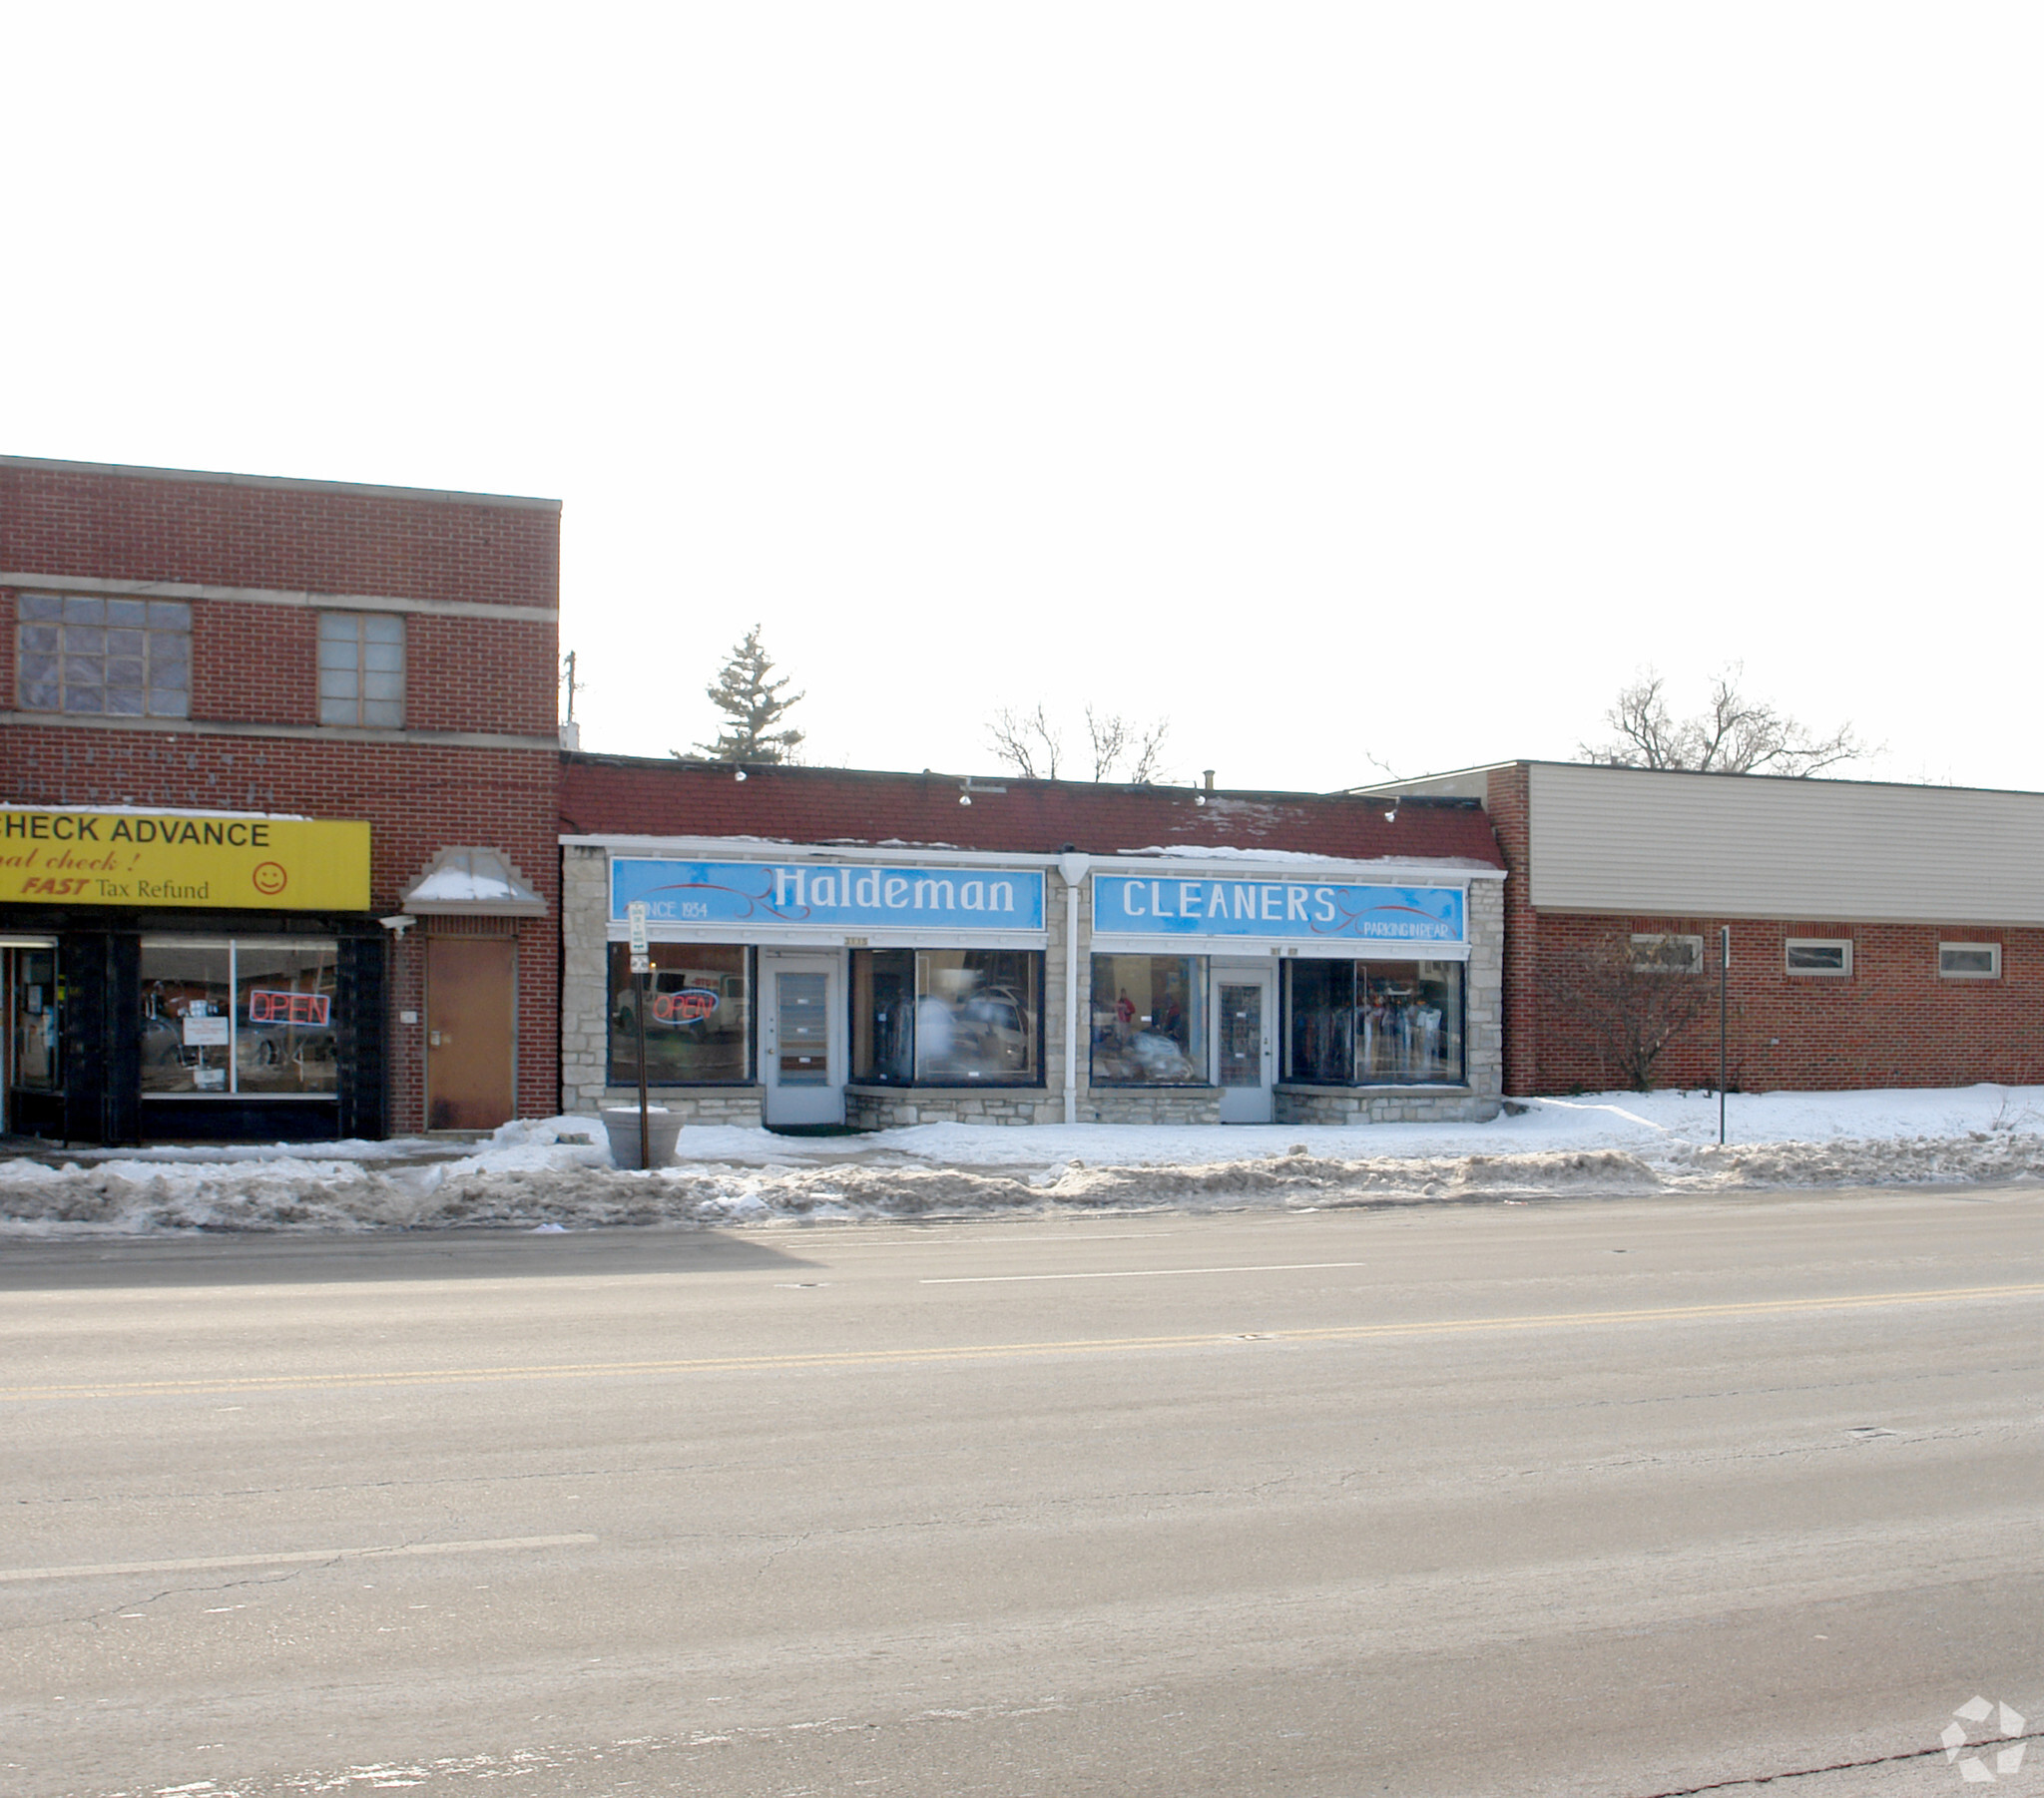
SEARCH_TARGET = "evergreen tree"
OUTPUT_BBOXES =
[687,626,804,763]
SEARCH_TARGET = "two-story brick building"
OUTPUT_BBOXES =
[0,455,560,1144]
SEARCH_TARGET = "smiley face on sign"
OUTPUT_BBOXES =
[251,861,289,897]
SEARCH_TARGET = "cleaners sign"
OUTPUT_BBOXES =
[0,810,371,910]
[611,858,1046,933]
[1093,873,1464,944]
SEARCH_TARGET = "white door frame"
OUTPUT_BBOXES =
[761,949,846,1126]
[1212,959,1277,1124]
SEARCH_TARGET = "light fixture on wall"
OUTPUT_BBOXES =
[959,776,1005,806]
[734,767,748,782]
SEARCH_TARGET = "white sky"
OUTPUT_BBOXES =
[6,5,2038,792]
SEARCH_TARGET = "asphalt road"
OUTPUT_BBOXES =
[3,1186,2041,1798]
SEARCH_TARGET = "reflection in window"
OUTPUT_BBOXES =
[850,950,1042,1085]
[1282,959,1465,1086]
[607,943,751,1085]
[1090,955,1205,1086]
[141,938,338,1096]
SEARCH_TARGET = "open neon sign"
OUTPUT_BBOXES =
[247,990,331,1027]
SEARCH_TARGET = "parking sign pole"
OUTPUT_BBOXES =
[628,901,651,1170]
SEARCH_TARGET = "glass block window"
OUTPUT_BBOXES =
[318,613,405,727]
[16,594,192,717]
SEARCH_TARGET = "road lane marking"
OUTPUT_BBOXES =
[0,1533,598,1584]
[921,1261,1371,1284]
[5,1282,2040,1401]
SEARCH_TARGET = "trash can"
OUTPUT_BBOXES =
[602,1106,683,1170]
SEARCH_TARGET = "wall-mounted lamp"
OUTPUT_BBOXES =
[378,914,415,937]
[734,767,748,782]
[959,776,1006,805]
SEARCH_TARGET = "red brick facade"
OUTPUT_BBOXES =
[1474,762,2044,1095]
[1513,909,2044,1095]
[0,457,561,1135]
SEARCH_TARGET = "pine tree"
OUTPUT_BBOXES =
[687,625,805,763]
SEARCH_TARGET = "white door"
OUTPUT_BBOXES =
[763,952,844,1125]
[1214,963,1276,1124]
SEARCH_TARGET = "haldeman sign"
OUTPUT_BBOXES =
[610,858,1046,932]
[0,810,371,910]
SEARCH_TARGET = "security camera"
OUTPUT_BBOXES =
[379,914,415,936]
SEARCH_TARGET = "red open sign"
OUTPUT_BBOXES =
[248,990,331,1027]
[652,988,718,1024]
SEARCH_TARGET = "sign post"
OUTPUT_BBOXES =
[627,901,651,1170]
[1720,925,1731,1146]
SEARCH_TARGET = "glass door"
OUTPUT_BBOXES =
[763,952,844,1125]
[1214,963,1276,1124]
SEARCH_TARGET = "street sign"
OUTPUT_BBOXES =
[627,899,649,956]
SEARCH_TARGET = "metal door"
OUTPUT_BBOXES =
[763,952,844,1125]
[425,936,517,1129]
[1214,963,1275,1124]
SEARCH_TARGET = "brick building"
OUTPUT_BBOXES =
[0,455,560,1143]
[559,754,1506,1128]
[1362,760,2044,1095]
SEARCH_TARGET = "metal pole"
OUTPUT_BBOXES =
[1719,924,1730,1146]
[635,964,651,1170]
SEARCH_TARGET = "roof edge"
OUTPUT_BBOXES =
[0,454,562,513]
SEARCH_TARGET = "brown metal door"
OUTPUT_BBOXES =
[425,936,517,1129]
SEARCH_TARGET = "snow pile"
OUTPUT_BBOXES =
[3,1086,2044,1237]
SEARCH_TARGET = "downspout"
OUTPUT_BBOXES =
[1057,854,1089,1124]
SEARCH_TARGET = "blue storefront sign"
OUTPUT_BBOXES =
[611,858,1046,932]
[1092,874,1463,944]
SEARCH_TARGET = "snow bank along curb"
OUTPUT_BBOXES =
[6,1085,2044,1235]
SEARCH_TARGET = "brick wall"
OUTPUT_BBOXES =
[0,461,557,609]
[1520,911,2044,1094]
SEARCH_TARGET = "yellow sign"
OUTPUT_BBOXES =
[0,810,370,911]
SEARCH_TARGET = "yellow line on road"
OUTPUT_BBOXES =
[0,1533,600,1584]
[5,1281,2041,1402]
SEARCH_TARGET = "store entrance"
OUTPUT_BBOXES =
[4,941,64,1138]
[425,935,517,1130]
[1214,961,1276,1124]
[762,951,844,1126]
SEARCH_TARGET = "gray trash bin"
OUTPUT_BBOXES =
[603,1106,683,1169]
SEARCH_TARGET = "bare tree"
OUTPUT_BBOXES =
[986,704,1064,779]
[989,705,1171,783]
[1539,932,1715,1093]
[1580,665,1868,776]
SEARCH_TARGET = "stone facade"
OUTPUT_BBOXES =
[847,1088,1061,1128]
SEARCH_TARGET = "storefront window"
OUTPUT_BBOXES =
[1283,959,1465,1086]
[851,950,915,1083]
[1090,955,1205,1085]
[141,938,339,1096]
[850,950,1042,1085]
[9,947,63,1092]
[608,943,752,1086]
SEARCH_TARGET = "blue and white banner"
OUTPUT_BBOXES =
[611,858,1045,932]
[1092,874,1463,944]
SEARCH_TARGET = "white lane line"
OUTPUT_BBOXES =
[0,1533,598,1584]
[921,1261,1369,1285]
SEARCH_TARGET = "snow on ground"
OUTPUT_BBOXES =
[5,1085,2044,1238]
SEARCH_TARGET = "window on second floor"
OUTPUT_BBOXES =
[318,613,405,727]
[16,594,192,718]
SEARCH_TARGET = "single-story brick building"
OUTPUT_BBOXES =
[559,754,1507,1128]
[1357,760,2044,1095]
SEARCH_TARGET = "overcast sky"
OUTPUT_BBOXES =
[7,5,2038,793]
